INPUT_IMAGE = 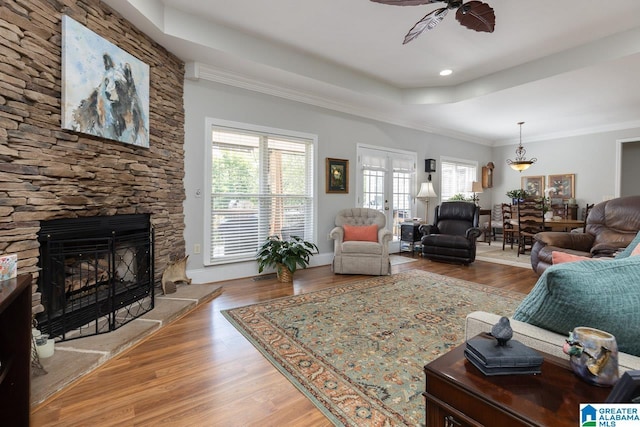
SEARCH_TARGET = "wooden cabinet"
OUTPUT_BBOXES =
[550,204,577,220]
[0,274,32,427]
[423,334,610,427]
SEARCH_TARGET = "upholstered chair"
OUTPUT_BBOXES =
[330,208,392,275]
[531,195,640,275]
[419,201,482,265]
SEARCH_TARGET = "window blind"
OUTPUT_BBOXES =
[441,160,477,201]
[208,126,314,264]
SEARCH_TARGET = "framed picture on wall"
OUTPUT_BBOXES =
[548,174,575,199]
[61,15,150,148]
[326,158,349,194]
[521,175,544,197]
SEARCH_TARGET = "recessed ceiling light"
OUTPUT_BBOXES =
[439,69,453,76]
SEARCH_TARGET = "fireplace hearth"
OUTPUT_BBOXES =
[37,214,154,341]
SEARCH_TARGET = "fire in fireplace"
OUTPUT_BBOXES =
[37,214,154,341]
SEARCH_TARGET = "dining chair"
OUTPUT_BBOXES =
[501,203,518,250]
[481,204,504,245]
[571,203,595,233]
[516,198,545,256]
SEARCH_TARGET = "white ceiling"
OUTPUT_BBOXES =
[103,0,640,145]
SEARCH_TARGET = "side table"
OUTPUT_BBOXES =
[400,222,422,256]
[0,274,32,427]
[423,333,610,427]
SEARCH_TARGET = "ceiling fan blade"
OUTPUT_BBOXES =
[370,0,442,5]
[403,7,448,44]
[455,1,495,33]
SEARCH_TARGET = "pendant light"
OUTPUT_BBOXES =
[506,121,537,172]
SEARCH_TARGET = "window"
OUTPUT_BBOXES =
[440,158,478,201]
[205,119,315,265]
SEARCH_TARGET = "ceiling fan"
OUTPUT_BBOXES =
[370,0,495,44]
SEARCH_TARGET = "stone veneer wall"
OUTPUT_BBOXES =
[0,0,186,314]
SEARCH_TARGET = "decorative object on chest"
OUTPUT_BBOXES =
[563,326,619,387]
[423,333,611,427]
[464,319,543,376]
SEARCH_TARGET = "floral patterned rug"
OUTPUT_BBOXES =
[222,270,525,426]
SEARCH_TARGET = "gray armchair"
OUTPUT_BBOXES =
[330,208,392,275]
[419,202,482,265]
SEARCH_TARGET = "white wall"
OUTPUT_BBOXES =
[183,79,492,282]
[183,79,640,283]
[621,140,640,197]
[493,129,640,217]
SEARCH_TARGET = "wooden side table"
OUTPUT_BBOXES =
[400,222,422,256]
[0,274,32,427]
[423,334,610,427]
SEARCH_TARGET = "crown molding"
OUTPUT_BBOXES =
[185,62,492,146]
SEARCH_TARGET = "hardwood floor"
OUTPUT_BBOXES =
[30,258,538,427]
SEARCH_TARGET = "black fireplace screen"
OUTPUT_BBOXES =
[37,215,154,341]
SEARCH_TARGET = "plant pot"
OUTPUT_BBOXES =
[563,326,619,387]
[276,263,293,283]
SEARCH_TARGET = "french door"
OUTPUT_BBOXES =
[356,145,417,252]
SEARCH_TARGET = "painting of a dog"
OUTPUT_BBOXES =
[62,15,149,147]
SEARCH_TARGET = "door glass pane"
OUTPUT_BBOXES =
[357,146,417,242]
[392,171,412,239]
[363,169,385,211]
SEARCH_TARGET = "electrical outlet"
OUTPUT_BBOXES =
[327,233,332,240]
[193,244,201,254]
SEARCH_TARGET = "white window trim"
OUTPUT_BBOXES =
[439,155,479,203]
[356,143,418,207]
[203,118,318,266]
[356,144,417,248]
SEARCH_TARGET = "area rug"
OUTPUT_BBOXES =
[222,270,525,426]
[475,243,531,269]
[390,255,418,265]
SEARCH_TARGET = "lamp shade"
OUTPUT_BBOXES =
[471,181,483,193]
[417,182,437,199]
[509,162,533,172]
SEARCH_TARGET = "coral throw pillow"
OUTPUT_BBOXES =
[551,251,595,265]
[343,224,378,242]
[632,242,640,257]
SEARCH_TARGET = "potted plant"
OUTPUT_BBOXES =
[506,189,529,204]
[256,235,319,282]
[449,193,472,202]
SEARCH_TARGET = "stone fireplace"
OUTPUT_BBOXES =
[0,0,187,321]
[37,214,154,340]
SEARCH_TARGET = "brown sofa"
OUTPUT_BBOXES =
[530,195,640,275]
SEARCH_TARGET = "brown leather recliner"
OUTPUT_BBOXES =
[530,195,640,275]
